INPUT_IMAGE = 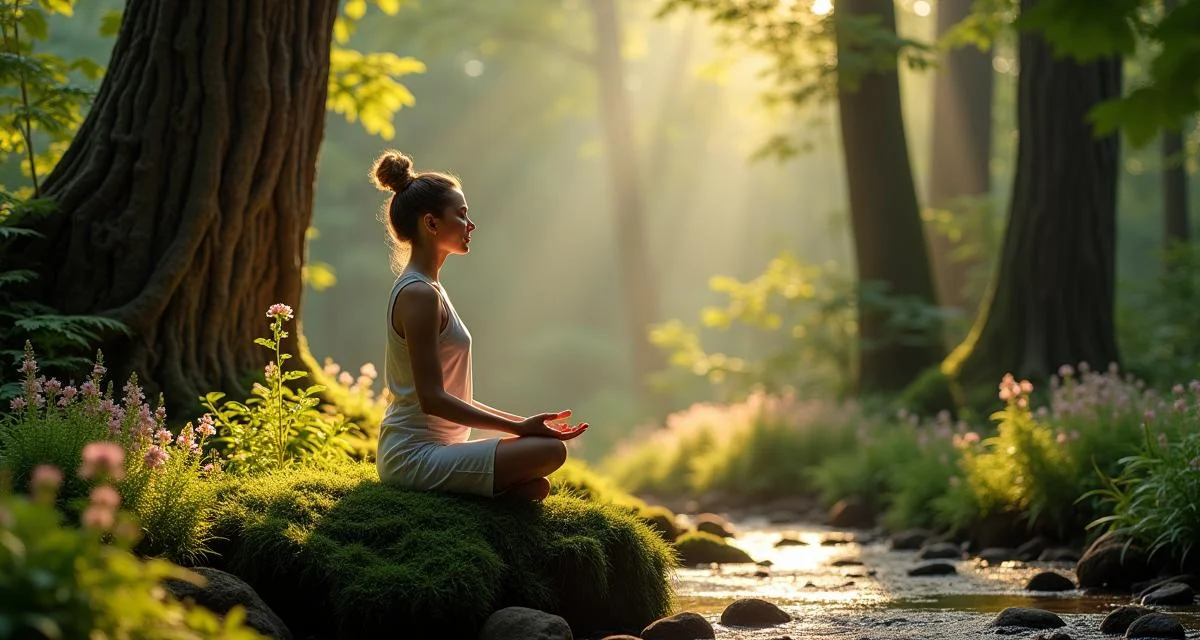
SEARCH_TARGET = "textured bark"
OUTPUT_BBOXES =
[1162,131,1190,247]
[1162,0,1189,250]
[835,0,944,392]
[946,0,1122,389]
[12,0,338,413]
[589,0,664,410]
[926,0,994,313]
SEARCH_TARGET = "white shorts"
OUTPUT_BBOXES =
[378,435,500,497]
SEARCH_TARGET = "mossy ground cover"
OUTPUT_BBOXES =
[208,460,675,639]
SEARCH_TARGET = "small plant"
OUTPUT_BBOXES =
[1087,384,1200,565]
[0,342,222,562]
[204,304,353,475]
[0,462,263,639]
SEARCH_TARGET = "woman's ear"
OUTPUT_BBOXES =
[423,212,437,235]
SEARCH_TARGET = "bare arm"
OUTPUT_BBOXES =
[393,283,523,434]
[472,399,525,423]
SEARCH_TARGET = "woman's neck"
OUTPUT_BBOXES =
[406,245,446,281]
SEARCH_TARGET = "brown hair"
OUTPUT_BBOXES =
[369,150,461,272]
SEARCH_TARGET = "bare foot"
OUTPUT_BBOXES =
[497,477,551,502]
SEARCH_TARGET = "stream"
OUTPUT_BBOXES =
[660,519,1200,639]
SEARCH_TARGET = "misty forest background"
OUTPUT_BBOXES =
[3,0,1198,465]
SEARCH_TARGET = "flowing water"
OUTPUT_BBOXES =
[660,519,1200,639]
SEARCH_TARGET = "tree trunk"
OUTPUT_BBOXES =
[926,0,994,315]
[944,0,1121,392]
[1163,129,1190,247]
[1162,0,1189,251]
[589,0,663,412]
[835,0,943,392]
[12,0,337,414]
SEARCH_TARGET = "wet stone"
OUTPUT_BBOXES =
[908,562,957,576]
[989,607,1066,629]
[1026,571,1076,592]
[978,547,1018,564]
[1123,612,1185,639]
[1139,582,1195,606]
[641,611,715,640]
[719,598,792,627]
[918,541,963,560]
[890,528,935,551]
[774,536,807,547]
[1100,606,1152,634]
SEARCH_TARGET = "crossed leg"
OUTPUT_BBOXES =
[492,436,567,502]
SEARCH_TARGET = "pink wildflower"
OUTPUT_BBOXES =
[1056,432,1068,444]
[30,464,63,496]
[9,397,26,411]
[154,405,167,422]
[62,385,77,401]
[57,396,69,407]
[92,363,106,378]
[20,355,37,375]
[89,485,121,510]
[44,379,62,396]
[264,362,278,379]
[33,393,45,408]
[81,505,115,530]
[1145,408,1157,422]
[266,303,294,320]
[144,445,169,469]
[80,442,125,481]
[155,429,173,446]
[360,363,377,379]
[1173,384,1186,396]
[1058,364,1074,378]
[338,371,354,387]
[79,381,98,398]
[197,414,217,437]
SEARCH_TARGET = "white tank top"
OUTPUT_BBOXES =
[379,271,474,448]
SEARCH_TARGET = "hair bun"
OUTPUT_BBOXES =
[371,150,416,192]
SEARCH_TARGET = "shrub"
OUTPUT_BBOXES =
[204,304,354,475]
[0,465,264,639]
[0,343,222,562]
[602,391,866,500]
[1088,390,1200,564]
[209,460,676,638]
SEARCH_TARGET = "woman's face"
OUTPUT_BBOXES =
[431,188,474,255]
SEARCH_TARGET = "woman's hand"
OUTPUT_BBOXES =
[514,410,588,440]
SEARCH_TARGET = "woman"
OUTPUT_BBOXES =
[370,150,587,502]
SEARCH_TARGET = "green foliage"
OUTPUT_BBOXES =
[210,461,675,637]
[650,252,947,399]
[1015,0,1199,147]
[0,470,265,639]
[328,0,424,140]
[0,0,103,192]
[0,342,222,563]
[1117,241,1200,386]
[657,0,933,159]
[0,342,107,501]
[1088,424,1200,565]
[204,306,354,476]
[602,391,866,500]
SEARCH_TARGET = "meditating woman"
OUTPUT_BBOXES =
[370,150,587,502]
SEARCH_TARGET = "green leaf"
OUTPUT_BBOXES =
[344,0,367,20]
[99,10,122,38]
[36,0,73,16]
[19,8,49,41]
[254,338,276,349]
[373,0,402,15]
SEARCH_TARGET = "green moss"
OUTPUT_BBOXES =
[898,366,958,417]
[209,461,675,639]
[674,530,754,565]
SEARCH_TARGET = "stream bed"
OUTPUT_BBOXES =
[661,520,1200,639]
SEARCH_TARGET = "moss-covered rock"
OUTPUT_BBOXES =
[674,530,754,565]
[550,459,681,544]
[208,461,675,639]
[638,506,681,543]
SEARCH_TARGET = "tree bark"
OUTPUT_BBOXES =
[589,0,664,412]
[926,0,994,314]
[945,0,1122,391]
[11,0,338,414]
[835,0,944,392]
[1162,0,1189,250]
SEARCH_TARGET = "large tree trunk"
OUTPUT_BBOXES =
[926,0,994,316]
[835,0,943,392]
[1163,129,1190,247]
[589,0,663,412]
[12,0,337,414]
[945,0,1121,392]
